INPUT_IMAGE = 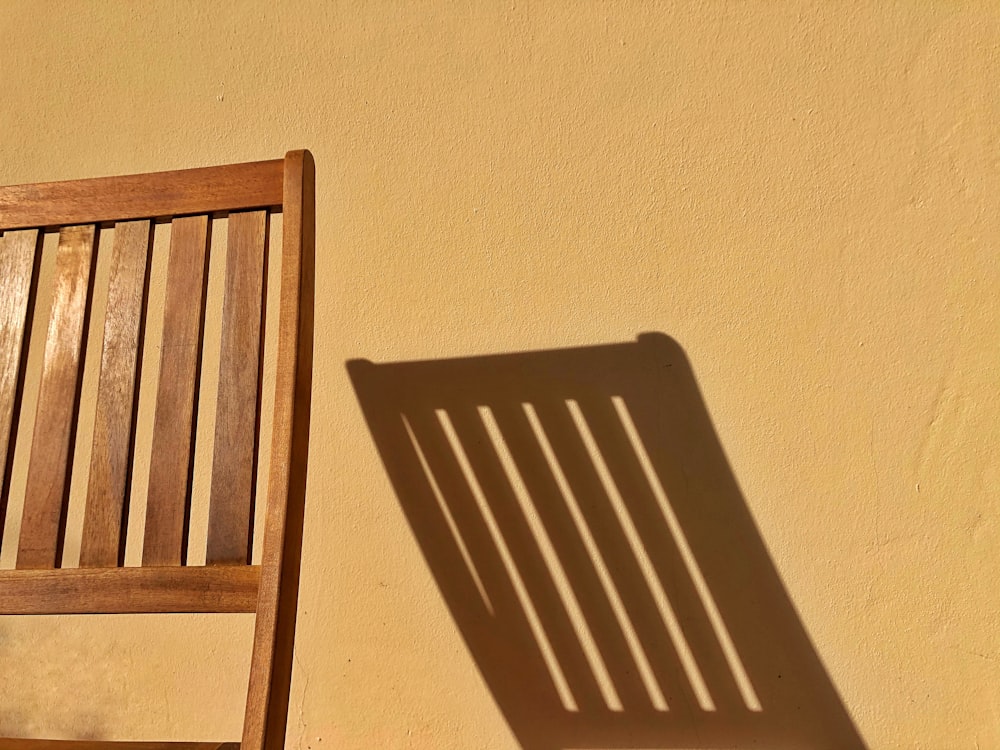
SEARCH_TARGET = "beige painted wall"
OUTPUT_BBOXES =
[1,1,998,748]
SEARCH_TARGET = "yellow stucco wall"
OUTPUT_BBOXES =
[1,1,998,748]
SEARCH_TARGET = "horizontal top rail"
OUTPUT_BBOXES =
[0,158,284,231]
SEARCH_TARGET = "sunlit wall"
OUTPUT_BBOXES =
[0,2,998,748]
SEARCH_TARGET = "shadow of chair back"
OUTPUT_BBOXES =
[349,334,866,750]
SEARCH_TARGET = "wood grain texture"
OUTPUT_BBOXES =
[17,225,97,569]
[80,221,152,567]
[0,229,41,547]
[207,211,268,565]
[143,216,211,566]
[0,158,283,231]
[0,739,238,749]
[0,152,309,748]
[242,151,314,750]
[0,565,259,614]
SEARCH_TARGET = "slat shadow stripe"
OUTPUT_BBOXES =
[487,400,626,713]
[528,397,664,712]
[448,403,607,713]
[575,392,748,713]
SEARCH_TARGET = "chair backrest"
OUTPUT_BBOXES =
[0,150,314,749]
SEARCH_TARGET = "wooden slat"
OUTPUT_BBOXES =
[0,229,41,546]
[143,216,211,566]
[0,564,259,614]
[206,211,268,565]
[17,226,97,569]
[243,150,315,750]
[0,159,283,231]
[80,221,152,567]
[0,743,237,750]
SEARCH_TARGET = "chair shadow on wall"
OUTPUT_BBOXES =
[347,333,867,750]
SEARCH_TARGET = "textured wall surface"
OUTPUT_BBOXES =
[1,2,998,748]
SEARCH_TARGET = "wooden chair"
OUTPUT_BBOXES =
[0,151,315,749]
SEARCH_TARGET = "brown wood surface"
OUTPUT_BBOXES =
[0,229,41,546]
[143,216,211,566]
[0,739,239,749]
[243,150,315,750]
[17,225,97,569]
[207,211,268,565]
[0,158,283,231]
[80,221,152,567]
[0,151,311,748]
[0,564,260,614]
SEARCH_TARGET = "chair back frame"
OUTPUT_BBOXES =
[0,150,315,750]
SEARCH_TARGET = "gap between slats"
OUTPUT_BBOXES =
[142,215,213,566]
[0,229,42,550]
[78,221,152,567]
[0,231,60,567]
[206,210,268,565]
[189,212,280,568]
[1,213,282,570]
[17,225,98,569]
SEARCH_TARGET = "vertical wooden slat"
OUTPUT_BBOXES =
[80,220,152,567]
[0,229,41,547]
[243,150,314,750]
[206,210,268,564]
[17,225,97,569]
[143,215,210,566]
